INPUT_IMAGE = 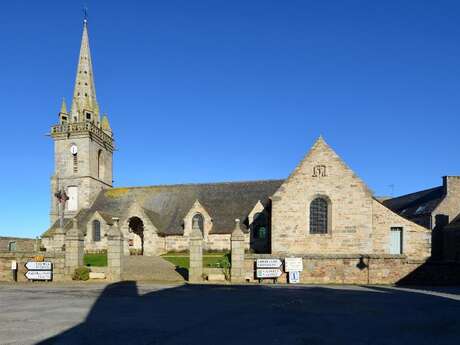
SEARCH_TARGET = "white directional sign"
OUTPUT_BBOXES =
[25,270,52,280]
[256,259,282,268]
[25,261,52,270]
[256,268,283,278]
[285,258,303,272]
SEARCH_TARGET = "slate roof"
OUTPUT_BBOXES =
[43,179,284,237]
[42,208,92,238]
[382,186,445,228]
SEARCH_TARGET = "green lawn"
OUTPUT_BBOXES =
[161,252,230,269]
[84,253,108,267]
[83,252,228,269]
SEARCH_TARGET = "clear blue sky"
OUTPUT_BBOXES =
[1,1,459,238]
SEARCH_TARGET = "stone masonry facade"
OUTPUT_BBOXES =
[432,176,460,226]
[41,19,442,285]
[271,138,430,260]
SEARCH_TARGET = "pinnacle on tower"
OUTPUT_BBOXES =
[60,98,67,114]
[101,114,112,135]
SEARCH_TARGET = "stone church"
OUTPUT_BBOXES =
[43,19,460,263]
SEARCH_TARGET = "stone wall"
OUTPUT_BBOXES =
[270,138,430,261]
[372,200,431,259]
[84,212,109,252]
[271,138,374,255]
[0,237,38,252]
[0,251,66,282]
[50,130,112,224]
[163,234,235,254]
[432,176,460,225]
[244,254,426,285]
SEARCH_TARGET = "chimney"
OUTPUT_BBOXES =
[442,176,460,196]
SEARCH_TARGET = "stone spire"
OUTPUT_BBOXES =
[70,18,100,123]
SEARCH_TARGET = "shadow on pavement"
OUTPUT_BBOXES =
[38,282,460,345]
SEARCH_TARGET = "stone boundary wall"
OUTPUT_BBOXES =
[0,251,66,282]
[163,234,239,255]
[0,237,39,252]
[243,254,454,285]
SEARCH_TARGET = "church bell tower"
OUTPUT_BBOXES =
[50,18,114,224]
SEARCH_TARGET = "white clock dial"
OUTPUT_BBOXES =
[70,144,78,155]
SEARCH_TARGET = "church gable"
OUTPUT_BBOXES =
[271,137,374,255]
[273,136,372,200]
[183,200,213,239]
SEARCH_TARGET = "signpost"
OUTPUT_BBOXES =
[25,271,52,281]
[25,261,53,281]
[254,258,304,284]
[25,262,52,270]
[256,268,283,279]
[284,257,302,284]
[285,258,303,272]
[256,259,282,283]
[256,259,282,268]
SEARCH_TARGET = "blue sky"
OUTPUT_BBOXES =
[1,1,459,238]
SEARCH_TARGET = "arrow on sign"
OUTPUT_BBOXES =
[25,271,52,280]
[25,261,52,270]
[256,268,283,278]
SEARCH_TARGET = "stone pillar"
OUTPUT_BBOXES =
[53,227,66,252]
[65,219,84,275]
[188,217,203,282]
[231,219,246,283]
[34,237,42,252]
[107,217,124,281]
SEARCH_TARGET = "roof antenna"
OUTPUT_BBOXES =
[388,184,395,197]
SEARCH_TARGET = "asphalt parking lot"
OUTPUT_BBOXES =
[0,282,459,345]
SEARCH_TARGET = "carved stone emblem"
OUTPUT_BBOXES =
[312,165,327,177]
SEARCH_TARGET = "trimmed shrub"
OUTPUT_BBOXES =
[72,267,90,281]
[129,248,143,256]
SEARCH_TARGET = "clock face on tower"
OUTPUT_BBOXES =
[70,144,78,155]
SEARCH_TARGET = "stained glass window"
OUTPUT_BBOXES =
[93,220,101,242]
[310,198,328,234]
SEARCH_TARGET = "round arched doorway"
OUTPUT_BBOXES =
[128,216,145,255]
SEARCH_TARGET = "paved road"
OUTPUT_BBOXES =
[0,283,459,345]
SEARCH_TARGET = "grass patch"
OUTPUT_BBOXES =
[163,256,189,269]
[84,253,107,267]
[162,252,229,269]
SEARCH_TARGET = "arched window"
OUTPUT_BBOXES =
[253,212,267,239]
[97,150,102,179]
[92,220,101,242]
[310,197,328,234]
[192,213,204,234]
